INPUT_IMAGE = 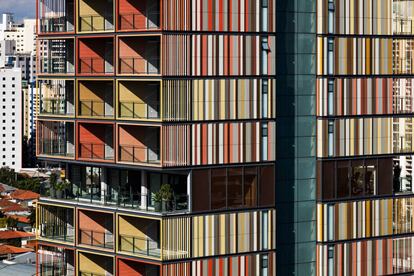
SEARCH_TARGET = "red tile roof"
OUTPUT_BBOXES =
[0,199,19,208]
[0,244,33,255]
[10,190,39,201]
[0,230,34,240]
[2,205,29,213]
[6,215,30,224]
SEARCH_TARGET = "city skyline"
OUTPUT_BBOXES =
[0,0,35,22]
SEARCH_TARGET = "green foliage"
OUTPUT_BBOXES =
[0,217,19,228]
[153,184,173,202]
[0,167,41,193]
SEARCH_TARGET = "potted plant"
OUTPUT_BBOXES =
[160,184,173,212]
[153,184,173,212]
[153,191,162,212]
[55,179,70,199]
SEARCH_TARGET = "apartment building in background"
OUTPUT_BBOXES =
[35,0,278,275]
[0,13,38,168]
[0,67,22,170]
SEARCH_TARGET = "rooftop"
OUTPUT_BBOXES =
[10,190,39,201]
[0,244,33,255]
[0,230,34,240]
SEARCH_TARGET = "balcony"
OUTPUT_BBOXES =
[118,36,160,75]
[118,80,160,120]
[38,245,75,276]
[78,37,114,75]
[78,0,114,32]
[117,258,159,275]
[60,166,190,215]
[38,121,75,158]
[39,79,74,116]
[39,0,75,33]
[38,204,75,243]
[78,209,114,250]
[118,0,159,31]
[78,80,114,118]
[78,252,113,276]
[39,39,75,75]
[118,125,160,165]
[118,215,160,258]
[78,123,114,162]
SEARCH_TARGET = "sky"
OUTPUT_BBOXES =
[0,0,36,22]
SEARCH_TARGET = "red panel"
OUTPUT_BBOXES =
[78,124,108,159]
[118,259,146,276]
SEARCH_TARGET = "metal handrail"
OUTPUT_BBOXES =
[41,98,72,115]
[40,17,74,33]
[119,101,160,119]
[119,12,160,30]
[40,223,75,242]
[119,234,160,257]
[79,100,113,117]
[41,57,74,74]
[62,188,188,214]
[79,57,113,74]
[79,143,114,160]
[40,139,74,157]
[79,228,114,249]
[119,56,160,74]
[119,144,160,164]
[80,14,114,32]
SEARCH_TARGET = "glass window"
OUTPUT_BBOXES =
[261,37,269,74]
[351,161,364,197]
[228,168,243,208]
[259,166,275,206]
[328,79,334,116]
[337,162,350,198]
[192,170,210,212]
[261,0,268,32]
[328,0,335,34]
[262,123,269,160]
[328,204,334,241]
[244,167,258,207]
[365,160,377,196]
[328,38,334,75]
[260,254,269,276]
[211,169,227,210]
[328,245,334,276]
[262,211,269,250]
[328,120,334,157]
[262,80,269,118]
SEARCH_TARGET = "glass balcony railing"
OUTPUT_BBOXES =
[119,234,160,258]
[119,101,159,119]
[41,57,75,74]
[119,145,160,164]
[79,229,114,249]
[119,57,160,75]
[41,99,74,116]
[40,139,75,157]
[119,12,160,30]
[79,271,106,276]
[394,176,413,194]
[79,100,113,117]
[56,188,189,214]
[40,223,75,243]
[40,265,75,276]
[79,57,113,74]
[40,17,74,33]
[79,143,114,160]
[80,14,114,32]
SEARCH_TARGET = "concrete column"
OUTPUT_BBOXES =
[187,172,192,212]
[141,170,148,209]
[101,167,108,203]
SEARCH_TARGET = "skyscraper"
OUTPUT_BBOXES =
[36,0,277,275]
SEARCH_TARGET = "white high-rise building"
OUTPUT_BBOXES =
[0,13,38,169]
[0,67,22,170]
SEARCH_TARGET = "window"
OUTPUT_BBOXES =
[327,204,334,241]
[261,37,269,75]
[227,168,243,208]
[262,211,269,249]
[262,123,269,160]
[328,245,334,275]
[260,254,269,276]
[211,169,227,210]
[328,120,334,157]
[328,0,335,34]
[328,79,334,115]
[262,80,269,118]
[328,38,334,75]
[261,0,269,32]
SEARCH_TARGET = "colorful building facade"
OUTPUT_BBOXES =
[316,0,414,275]
[35,0,277,275]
